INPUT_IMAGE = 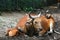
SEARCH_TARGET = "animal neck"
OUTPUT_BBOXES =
[26,19,35,37]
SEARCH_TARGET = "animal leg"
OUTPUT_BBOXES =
[39,29,46,36]
[48,22,54,33]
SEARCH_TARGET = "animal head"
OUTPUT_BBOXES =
[25,19,33,27]
[33,17,43,32]
[25,13,41,36]
[33,14,55,36]
[25,12,41,27]
[25,12,42,29]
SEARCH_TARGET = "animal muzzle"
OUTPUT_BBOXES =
[37,27,43,32]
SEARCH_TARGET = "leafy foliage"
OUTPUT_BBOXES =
[0,0,57,11]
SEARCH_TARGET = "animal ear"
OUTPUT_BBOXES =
[25,11,33,19]
[46,10,49,13]
[25,13,31,20]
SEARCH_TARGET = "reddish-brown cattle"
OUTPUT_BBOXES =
[33,14,55,36]
[6,13,38,37]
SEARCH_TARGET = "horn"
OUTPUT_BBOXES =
[28,10,41,19]
[29,13,34,19]
[28,11,35,19]
[31,12,41,18]
[37,12,41,17]
[29,12,41,19]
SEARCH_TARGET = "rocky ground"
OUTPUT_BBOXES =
[0,9,60,40]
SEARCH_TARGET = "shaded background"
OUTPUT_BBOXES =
[0,0,58,11]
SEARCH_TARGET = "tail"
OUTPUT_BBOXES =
[54,30,60,34]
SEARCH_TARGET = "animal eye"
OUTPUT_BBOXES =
[35,22,38,24]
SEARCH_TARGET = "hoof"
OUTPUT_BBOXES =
[39,34,43,36]
[48,31,53,34]
[47,31,53,35]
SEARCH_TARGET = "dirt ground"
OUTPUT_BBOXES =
[0,9,60,40]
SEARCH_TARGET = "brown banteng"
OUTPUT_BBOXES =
[33,14,55,36]
[6,12,41,37]
[6,14,32,37]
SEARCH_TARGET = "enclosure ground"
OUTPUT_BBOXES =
[0,11,60,40]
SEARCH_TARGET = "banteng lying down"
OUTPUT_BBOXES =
[33,13,60,36]
[6,13,60,37]
[6,13,41,37]
[33,14,55,36]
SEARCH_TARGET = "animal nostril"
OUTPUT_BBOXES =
[38,28,42,31]
[39,29,42,31]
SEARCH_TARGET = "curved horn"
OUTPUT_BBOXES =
[29,12,41,19]
[28,11,35,19]
[37,12,41,17]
